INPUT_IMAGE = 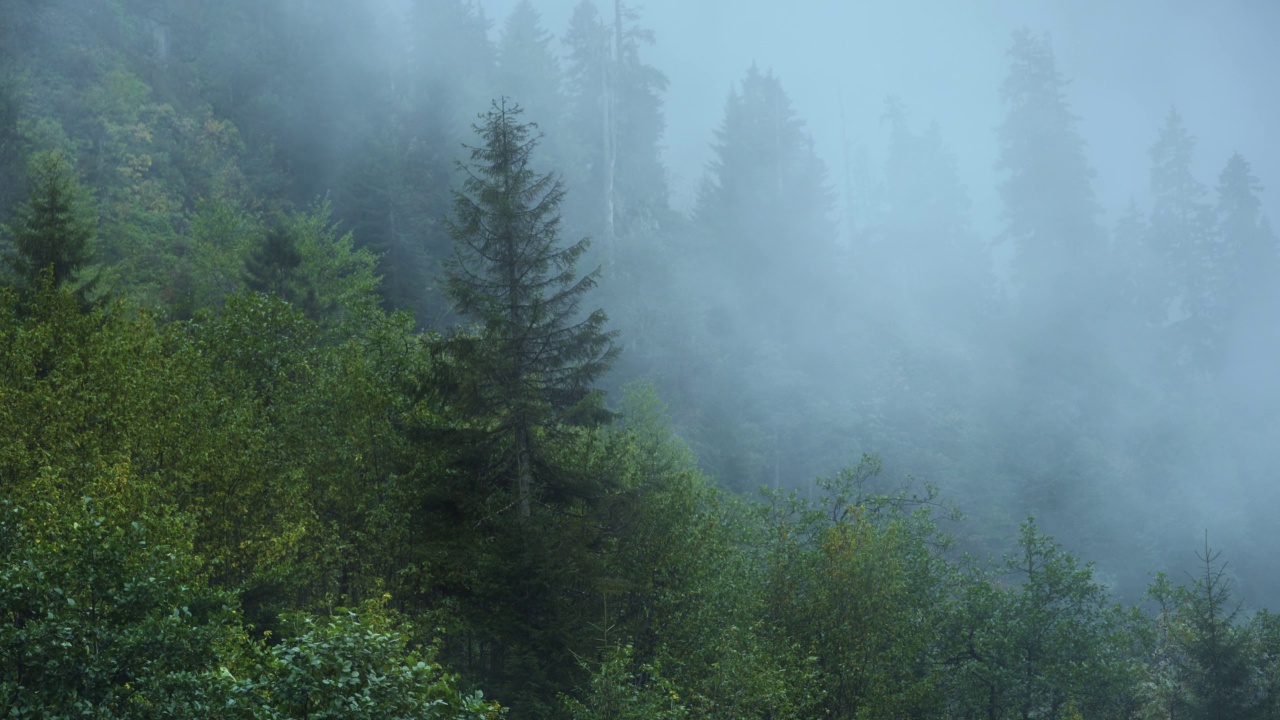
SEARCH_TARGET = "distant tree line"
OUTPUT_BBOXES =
[2,1,1280,717]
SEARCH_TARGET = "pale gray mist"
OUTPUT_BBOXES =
[364,0,1280,604]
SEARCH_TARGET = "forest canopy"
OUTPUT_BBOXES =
[2,1,1279,718]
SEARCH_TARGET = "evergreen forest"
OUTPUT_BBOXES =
[2,1,1280,717]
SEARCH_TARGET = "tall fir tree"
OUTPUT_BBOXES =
[2,150,96,288]
[1216,153,1275,326]
[1146,108,1221,366]
[685,65,839,492]
[496,1,565,146]
[993,29,1115,556]
[1212,152,1278,420]
[873,98,989,338]
[445,99,618,519]
[695,64,835,339]
[998,29,1106,319]
[562,0,668,269]
[610,2,669,225]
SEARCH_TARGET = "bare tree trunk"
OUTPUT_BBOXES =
[600,1,621,276]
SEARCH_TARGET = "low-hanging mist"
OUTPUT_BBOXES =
[3,1,1279,716]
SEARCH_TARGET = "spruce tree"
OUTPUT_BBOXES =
[243,225,303,298]
[994,29,1113,555]
[496,1,564,139]
[694,64,835,337]
[445,99,618,519]
[1216,153,1275,321]
[0,78,20,223]
[562,0,668,261]
[1147,108,1220,365]
[998,29,1105,316]
[2,150,96,288]
[875,98,989,335]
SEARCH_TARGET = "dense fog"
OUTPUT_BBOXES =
[4,0,1279,604]
[10,1,1280,715]
[451,0,1280,603]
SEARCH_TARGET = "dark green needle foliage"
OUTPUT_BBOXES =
[445,98,618,518]
[1146,539,1270,720]
[2,150,96,289]
[243,224,303,295]
[241,221,336,319]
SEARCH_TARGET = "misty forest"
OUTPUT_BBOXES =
[4,0,1280,717]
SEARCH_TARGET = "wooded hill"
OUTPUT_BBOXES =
[3,1,1279,717]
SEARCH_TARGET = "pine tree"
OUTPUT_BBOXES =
[694,64,835,338]
[562,0,668,265]
[0,77,21,224]
[496,1,565,140]
[1216,153,1275,320]
[680,65,839,492]
[445,99,618,519]
[243,224,302,297]
[2,150,97,288]
[874,98,989,336]
[994,30,1114,554]
[610,2,668,224]
[1147,108,1220,365]
[998,29,1105,316]
[1184,541,1258,720]
[1147,540,1264,720]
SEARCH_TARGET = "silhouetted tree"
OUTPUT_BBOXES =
[695,64,835,339]
[2,151,96,288]
[998,29,1105,319]
[1147,108,1220,366]
[445,99,618,519]
[496,1,565,145]
[873,98,989,336]
[562,0,668,266]
[1216,152,1275,322]
[681,65,840,492]
[993,29,1117,555]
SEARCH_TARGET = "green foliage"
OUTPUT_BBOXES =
[2,149,97,288]
[7,8,1280,719]
[0,281,197,496]
[0,467,236,717]
[168,199,380,320]
[444,98,618,518]
[750,456,954,718]
[258,201,382,322]
[171,198,259,315]
[0,468,501,719]
[947,519,1143,720]
[226,604,504,720]
[1141,540,1270,720]
[562,644,686,720]
[242,226,302,298]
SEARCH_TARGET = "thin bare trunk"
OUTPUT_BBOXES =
[600,2,620,275]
